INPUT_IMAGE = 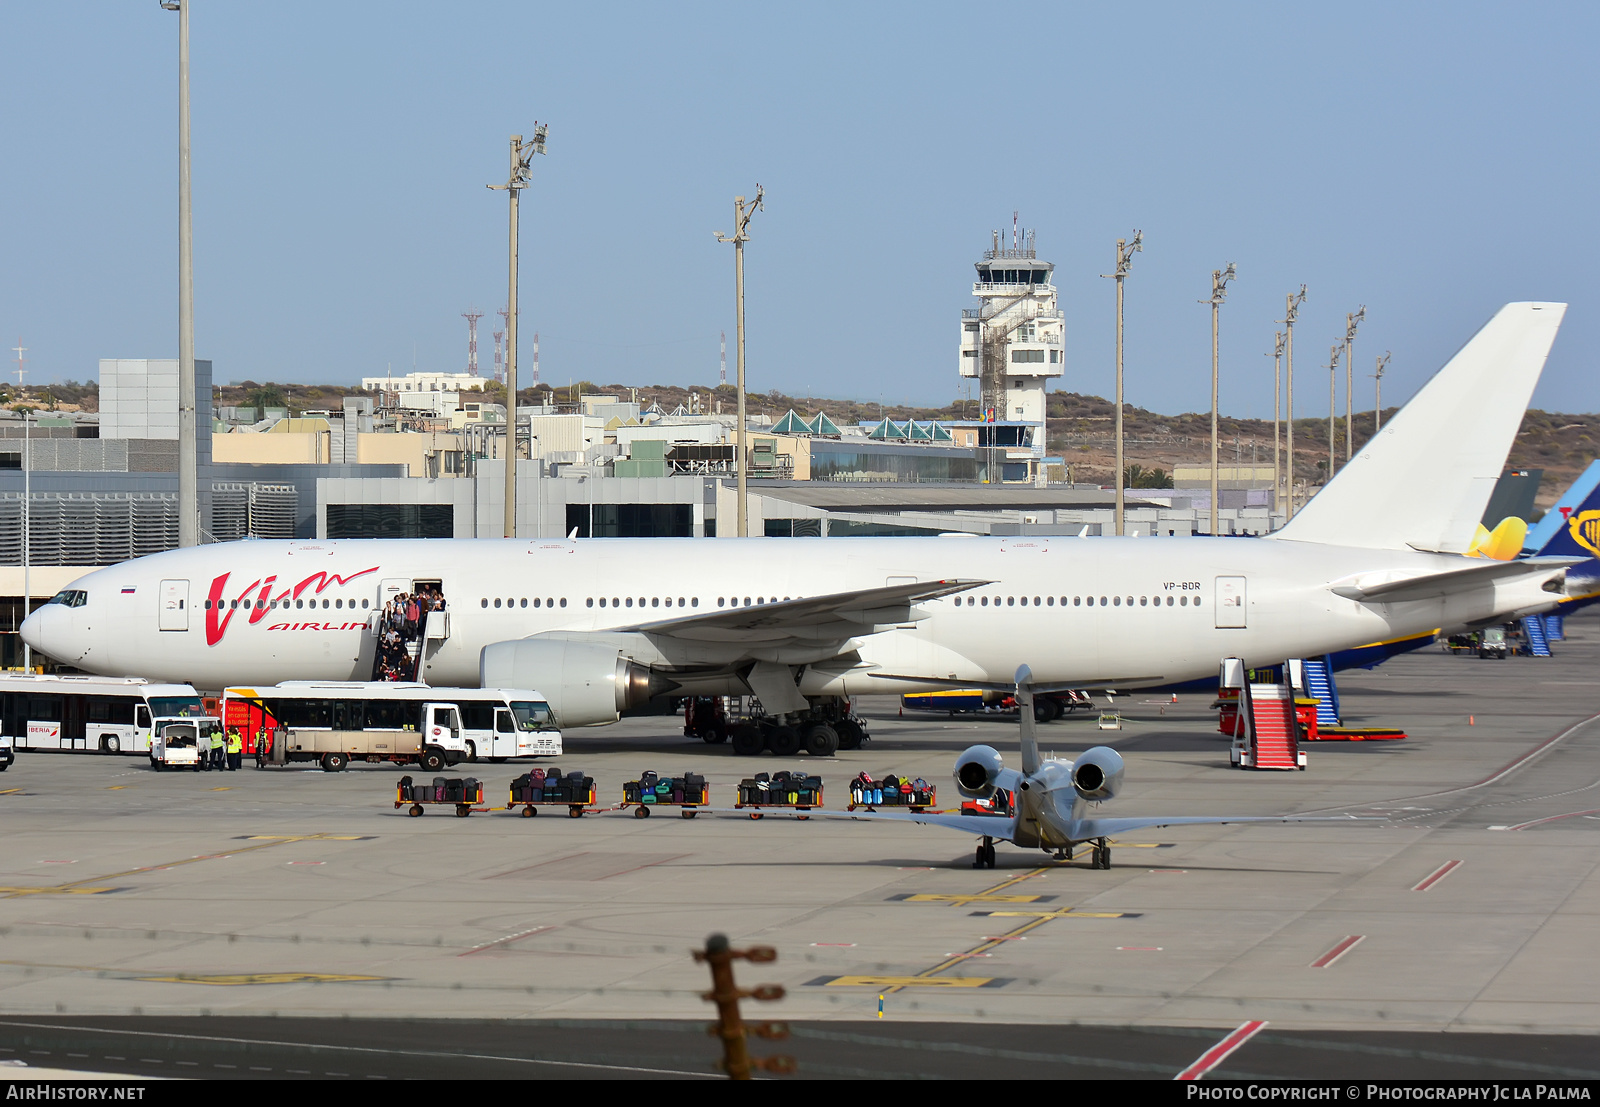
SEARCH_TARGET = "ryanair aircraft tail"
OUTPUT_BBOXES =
[1527,474,1600,608]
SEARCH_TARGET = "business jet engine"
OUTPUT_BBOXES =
[1071,746,1125,802]
[479,638,676,728]
[954,744,1007,798]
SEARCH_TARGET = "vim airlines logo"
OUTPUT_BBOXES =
[205,566,380,646]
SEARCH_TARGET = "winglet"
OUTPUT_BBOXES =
[1015,664,1040,775]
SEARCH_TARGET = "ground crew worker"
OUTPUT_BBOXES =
[226,728,243,771]
[209,726,225,771]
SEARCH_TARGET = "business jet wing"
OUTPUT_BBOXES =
[798,807,1020,838]
[620,578,989,642]
[1066,814,1372,839]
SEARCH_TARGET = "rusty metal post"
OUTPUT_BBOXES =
[695,932,792,1078]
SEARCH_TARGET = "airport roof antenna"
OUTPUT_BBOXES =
[496,306,511,384]
[11,339,25,388]
[1343,306,1365,465]
[1100,231,1143,536]
[715,183,764,538]
[1201,263,1237,537]
[462,309,483,376]
[1281,285,1308,518]
[1373,350,1391,434]
[487,122,548,539]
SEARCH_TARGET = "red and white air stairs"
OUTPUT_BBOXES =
[1220,657,1307,771]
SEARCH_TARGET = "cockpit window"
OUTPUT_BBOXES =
[46,590,88,608]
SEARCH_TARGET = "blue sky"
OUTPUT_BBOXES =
[3,2,1597,418]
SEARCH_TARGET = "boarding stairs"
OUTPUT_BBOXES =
[1221,658,1307,771]
[1300,656,1341,727]
[1547,614,1565,641]
[1520,615,1552,657]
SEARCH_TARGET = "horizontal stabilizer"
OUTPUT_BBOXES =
[1330,556,1580,604]
[1270,303,1565,553]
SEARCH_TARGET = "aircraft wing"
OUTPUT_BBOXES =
[797,807,1020,838]
[867,673,1165,691]
[619,578,989,643]
[1329,557,1581,603]
[1067,814,1375,839]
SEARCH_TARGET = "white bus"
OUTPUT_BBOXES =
[0,674,215,756]
[222,682,562,772]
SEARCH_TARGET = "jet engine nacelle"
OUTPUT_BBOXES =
[1071,746,1125,802]
[479,638,668,728]
[954,744,1006,798]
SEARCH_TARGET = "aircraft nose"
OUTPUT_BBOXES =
[19,606,48,656]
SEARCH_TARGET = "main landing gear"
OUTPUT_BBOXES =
[1090,838,1111,870]
[973,836,998,869]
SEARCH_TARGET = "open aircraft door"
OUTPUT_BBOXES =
[1215,576,1247,629]
[159,579,189,632]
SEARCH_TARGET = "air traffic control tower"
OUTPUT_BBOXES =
[957,224,1064,475]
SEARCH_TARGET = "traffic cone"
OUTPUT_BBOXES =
[1469,715,1475,726]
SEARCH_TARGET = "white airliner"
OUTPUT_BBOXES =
[22,303,1575,755]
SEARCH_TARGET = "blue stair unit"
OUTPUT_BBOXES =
[1521,615,1551,657]
[1547,614,1565,641]
[1302,655,1341,727]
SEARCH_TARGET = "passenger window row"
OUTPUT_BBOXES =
[482,597,568,609]
[953,594,1201,608]
[204,597,366,611]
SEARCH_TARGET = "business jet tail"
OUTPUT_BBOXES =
[1268,302,1565,554]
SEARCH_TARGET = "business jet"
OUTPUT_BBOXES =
[822,665,1364,869]
[23,303,1576,757]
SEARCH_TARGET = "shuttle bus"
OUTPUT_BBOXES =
[222,682,562,772]
[0,674,215,756]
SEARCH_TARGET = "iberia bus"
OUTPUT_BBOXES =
[0,674,216,756]
[222,682,562,772]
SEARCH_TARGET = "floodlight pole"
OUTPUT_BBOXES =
[1100,231,1142,536]
[1268,331,1285,519]
[716,186,763,538]
[1202,264,1236,537]
[1343,306,1365,465]
[1374,351,1391,434]
[1282,286,1307,517]
[1326,342,1341,484]
[488,124,547,539]
[160,0,198,547]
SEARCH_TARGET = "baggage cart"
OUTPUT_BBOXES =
[395,775,485,818]
[508,768,597,818]
[848,774,934,813]
[735,772,823,819]
[622,772,709,819]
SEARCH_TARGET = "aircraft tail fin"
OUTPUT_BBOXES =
[1524,461,1600,554]
[1531,479,1600,562]
[1268,303,1565,553]
[1014,664,1040,775]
